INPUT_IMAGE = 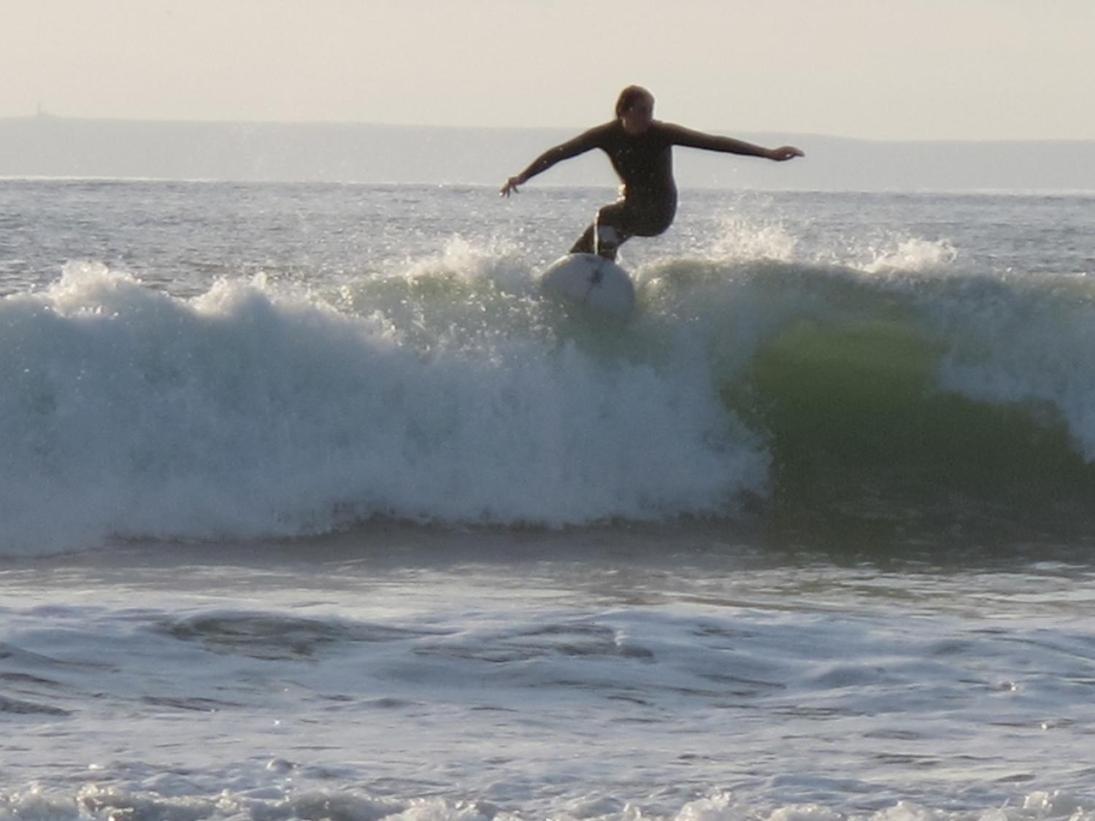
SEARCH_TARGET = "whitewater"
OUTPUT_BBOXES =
[2,180,1095,819]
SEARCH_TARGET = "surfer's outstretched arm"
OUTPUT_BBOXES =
[500,125,608,196]
[663,123,804,161]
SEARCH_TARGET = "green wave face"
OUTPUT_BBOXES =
[727,317,1095,543]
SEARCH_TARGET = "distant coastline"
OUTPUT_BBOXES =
[2,115,1094,191]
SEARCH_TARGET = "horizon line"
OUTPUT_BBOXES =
[4,111,1095,146]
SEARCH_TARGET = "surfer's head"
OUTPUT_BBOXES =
[616,85,654,135]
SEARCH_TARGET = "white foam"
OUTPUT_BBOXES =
[5,787,1094,821]
[0,261,766,554]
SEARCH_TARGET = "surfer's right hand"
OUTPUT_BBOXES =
[767,146,805,162]
[500,176,523,197]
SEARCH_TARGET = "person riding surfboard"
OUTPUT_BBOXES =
[500,85,804,261]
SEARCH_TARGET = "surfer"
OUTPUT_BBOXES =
[500,85,804,260]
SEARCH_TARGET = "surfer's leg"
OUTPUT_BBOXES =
[570,202,632,260]
[569,224,628,259]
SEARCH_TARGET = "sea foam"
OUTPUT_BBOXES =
[0,260,766,554]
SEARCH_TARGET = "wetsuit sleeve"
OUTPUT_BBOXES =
[516,124,609,183]
[660,123,772,158]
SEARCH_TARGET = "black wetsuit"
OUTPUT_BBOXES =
[517,120,768,259]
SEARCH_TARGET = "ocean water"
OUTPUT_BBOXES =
[2,179,1095,819]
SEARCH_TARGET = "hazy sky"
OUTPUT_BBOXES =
[2,0,1092,140]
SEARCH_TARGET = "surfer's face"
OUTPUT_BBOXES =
[620,96,654,135]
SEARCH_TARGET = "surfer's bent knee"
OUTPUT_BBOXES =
[598,208,674,238]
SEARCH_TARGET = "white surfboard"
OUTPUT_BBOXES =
[538,253,636,321]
